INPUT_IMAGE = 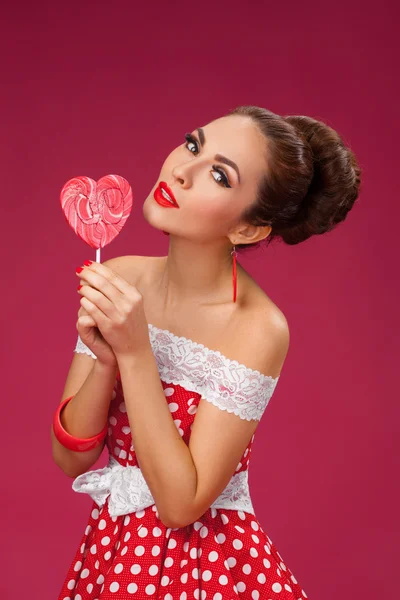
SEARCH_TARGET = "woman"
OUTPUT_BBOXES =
[52,105,361,599]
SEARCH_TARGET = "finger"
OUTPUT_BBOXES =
[77,314,97,328]
[80,296,111,327]
[78,284,116,321]
[77,267,125,310]
[79,261,135,297]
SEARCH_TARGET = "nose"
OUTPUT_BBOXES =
[171,163,191,189]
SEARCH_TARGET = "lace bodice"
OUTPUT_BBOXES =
[71,325,281,518]
[75,323,279,422]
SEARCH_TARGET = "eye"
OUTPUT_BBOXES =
[184,133,232,188]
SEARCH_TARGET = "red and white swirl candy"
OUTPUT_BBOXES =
[60,174,133,262]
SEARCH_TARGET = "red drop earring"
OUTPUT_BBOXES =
[231,244,237,303]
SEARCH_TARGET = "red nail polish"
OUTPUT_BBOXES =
[77,285,82,291]
[84,260,93,266]
[76,266,84,273]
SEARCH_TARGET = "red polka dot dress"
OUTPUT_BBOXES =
[58,325,309,600]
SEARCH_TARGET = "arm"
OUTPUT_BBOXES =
[117,315,289,529]
[51,356,118,478]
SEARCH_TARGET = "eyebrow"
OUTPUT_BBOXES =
[196,127,241,184]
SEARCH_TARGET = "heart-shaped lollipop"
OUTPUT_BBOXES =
[60,174,133,261]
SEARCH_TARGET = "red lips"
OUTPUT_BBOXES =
[153,182,179,208]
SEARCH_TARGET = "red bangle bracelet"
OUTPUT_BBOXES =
[53,395,108,452]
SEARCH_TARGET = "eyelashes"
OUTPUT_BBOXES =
[184,133,231,188]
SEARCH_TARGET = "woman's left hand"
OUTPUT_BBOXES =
[76,260,152,358]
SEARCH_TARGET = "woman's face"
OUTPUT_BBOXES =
[143,115,268,245]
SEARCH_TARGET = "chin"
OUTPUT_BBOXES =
[142,194,168,233]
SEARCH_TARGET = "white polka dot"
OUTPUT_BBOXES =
[164,387,175,397]
[233,538,243,550]
[215,533,226,543]
[134,545,145,556]
[146,564,157,575]
[81,569,89,579]
[161,575,170,586]
[164,557,173,567]
[122,425,131,434]
[124,531,131,542]
[90,544,97,555]
[284,584,293,591]
[109,416,117,425]
[85,525,92,535]
[200,526,209,538]
[99,519,106,530]
[96,574,105,585]
[208,551,219,562]
[110,582,120,593]
[101,536,110,546]
[237,582,246,592]
[235,525,245,533]
[114,563,123,574]
[251,591,259,599]
[138,527,148,538]
[201,570,212,581]
[91,509,99,519]
[218,574,228,585]
[180,572,188,584]
[257,573,266,584]
[221,513,229,524]
[263,558,271,568]
[130,564,142,575]
[145,584,156,595]
[167,538,177,549]
[251,534,260,544]
[152,526,162,537]
[86,583,93,593]
[104,551,112,560]
[227,556,237,568]
[152,545,161,556]
[242,563,251,574]
[272,582,282,592]
[119,402,127,412]
[73,561,82,572]
[127,582,138,594]
[67,580,76,590]
[124,515,131,526]
[250,547,259,557]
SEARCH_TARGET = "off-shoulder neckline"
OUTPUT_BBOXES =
[147,322,280,382]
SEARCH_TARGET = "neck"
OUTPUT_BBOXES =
[155,236,240,308]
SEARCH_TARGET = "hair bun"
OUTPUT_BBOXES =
[281,115,362,244]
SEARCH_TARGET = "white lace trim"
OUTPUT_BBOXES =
[75,335,97,359]
[74,324,279,421]
[72,456,255,518]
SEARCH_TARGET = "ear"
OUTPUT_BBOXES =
[229,223,272,246]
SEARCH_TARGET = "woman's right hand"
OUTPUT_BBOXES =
[76,304,118,368]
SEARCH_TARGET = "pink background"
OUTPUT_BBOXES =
[1,1,399,598]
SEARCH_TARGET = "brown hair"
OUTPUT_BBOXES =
[226,105,362,248]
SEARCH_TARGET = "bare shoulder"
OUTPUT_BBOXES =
[233,288,290,379]
[102,254,156,288]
